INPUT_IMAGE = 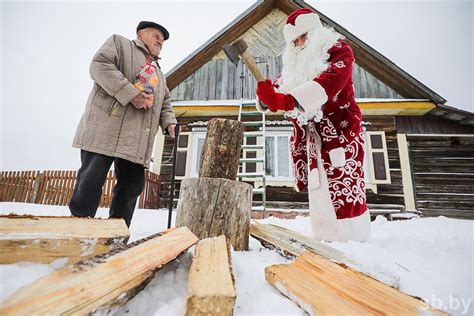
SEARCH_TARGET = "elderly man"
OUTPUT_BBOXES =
[256,9,370,241]
[69,21,177,227]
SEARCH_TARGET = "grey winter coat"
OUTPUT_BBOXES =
[72,34,177,167]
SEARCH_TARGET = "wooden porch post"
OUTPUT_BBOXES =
[397,134,416,211]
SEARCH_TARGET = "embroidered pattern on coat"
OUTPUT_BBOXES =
[324,130,366,212]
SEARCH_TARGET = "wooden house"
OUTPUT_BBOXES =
[151,0,474,219]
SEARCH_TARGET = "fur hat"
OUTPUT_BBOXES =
[283,8,323,44]
[136,21,169,40]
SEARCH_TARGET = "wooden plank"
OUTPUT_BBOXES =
[3,171,10,201]
[107,171,115,207]
[32,172,44,204]
[43,170,52,204]
[54,170,63,205]
[59,170,68,205]
[11,171,20,202]
[185,235,236,316]
[52,170,63,205]
[0,215,129,264]
[11,171,20,201]
[61,170,71,206]
[6,171,15,201]
[44,170,55,205]
[250,222,400,288]
[24,171,33,202]
[25,171,34,202]
[67,170,77,204]
[17,171,27,202]
[10,171,19,202]
[23,171,33,202]
[417,208,474,219]
[207,60,217,100]
[34,171,43,204]
[266,251,447,315]
[0,227,198,315]
[0,171,5,201]
[99,171,107,207]
[13,171,24,202]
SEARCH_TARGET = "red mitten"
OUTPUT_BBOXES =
[256,79,295,112]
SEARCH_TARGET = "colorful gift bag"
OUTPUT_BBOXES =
[134,58,159,107]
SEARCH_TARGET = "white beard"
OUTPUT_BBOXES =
[278,27,342,93]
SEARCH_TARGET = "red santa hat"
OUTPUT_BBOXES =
[283,8,323,44]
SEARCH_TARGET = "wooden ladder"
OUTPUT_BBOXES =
[237,100,267,216]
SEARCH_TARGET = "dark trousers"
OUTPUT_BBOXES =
[69,150,145,227]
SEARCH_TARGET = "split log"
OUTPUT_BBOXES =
[250,221,399,288]
[186,235,236,316]
[176,177,252,250]
[0,227,198,316]
[266,251,447,315]
[198,118,244,180]
[0,214,129,264]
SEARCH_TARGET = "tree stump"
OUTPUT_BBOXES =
[176,177,252,251]
[199,118,244,180]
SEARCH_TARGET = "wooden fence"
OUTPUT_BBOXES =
[0,170,160,209]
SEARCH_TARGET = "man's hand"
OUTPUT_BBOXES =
[256,79,295,112]
[131,92,153,110]
[167,124,180,138]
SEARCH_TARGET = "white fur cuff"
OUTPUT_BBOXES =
[255,97,269,113]
[329,147,346,168]
[290,80,327,115]
[307,168,321,190]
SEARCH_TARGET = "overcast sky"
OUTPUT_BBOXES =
[1,0,472,171]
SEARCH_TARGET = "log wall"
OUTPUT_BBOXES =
[407,135,474,219]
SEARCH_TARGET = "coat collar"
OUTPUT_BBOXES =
[133,39,150,54]
[133,39,161,65]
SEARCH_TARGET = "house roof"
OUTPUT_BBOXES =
[166,0,446,104]
[170,99,436,117]
[429,103,474,127]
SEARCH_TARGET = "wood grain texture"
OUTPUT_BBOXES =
[407,135,474,219]
[176,177,252,251]
[250,221,400,288]
[266,251,447,315]
[186,235,236,316]
[0,215,129,264]
[0,227,198,316]
[199,118,244,180]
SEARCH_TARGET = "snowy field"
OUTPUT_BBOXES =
[1,202,473,315]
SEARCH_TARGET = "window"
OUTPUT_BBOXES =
[244,136,257,173]
[265,133,292,181]
[364,131,391,187]
[189,132,206,178]
[175,133,191,179]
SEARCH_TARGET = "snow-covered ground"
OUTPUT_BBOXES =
[1,202,473,315]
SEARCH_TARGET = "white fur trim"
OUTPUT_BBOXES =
[329,147,346,168]
[307,168,320,190]
[338,210,371,242]
[284,13,323,43]
[308,131,370,242]
[290,80,327,117]
[255,96,269,113]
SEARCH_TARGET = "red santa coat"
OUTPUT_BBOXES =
[287,40,367,219]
